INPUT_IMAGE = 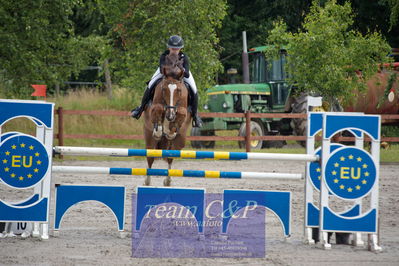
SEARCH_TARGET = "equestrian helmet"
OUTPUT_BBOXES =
[167,35,184,48]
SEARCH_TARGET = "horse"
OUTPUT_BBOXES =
[142,53,192,186]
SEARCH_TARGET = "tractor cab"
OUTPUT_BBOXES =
[191,47,293,149]
[249,47,290,108]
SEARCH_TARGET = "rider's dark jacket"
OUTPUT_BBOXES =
[159,50,190,78]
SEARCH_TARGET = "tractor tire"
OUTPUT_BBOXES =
[190,128,215,149]
[291,94,349,147]
[262,130,287,149]
[238,120,264,150]
[263,139,286,148]
[290,93,310,147]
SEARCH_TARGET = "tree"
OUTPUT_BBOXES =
[217,0,398,85]
[344,0,399,47]
[217,0,313,83]
[383,0,399,31]
[97,0,227,100]
[0,0,106,97]
[265,0,392,105]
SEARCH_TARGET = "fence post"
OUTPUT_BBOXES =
[57,107,64,159]
[245,110,251,152]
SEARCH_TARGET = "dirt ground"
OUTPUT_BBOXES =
[1,159,398,265]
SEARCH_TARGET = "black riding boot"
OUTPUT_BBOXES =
[131,85,154,119]
[190,92,203,128]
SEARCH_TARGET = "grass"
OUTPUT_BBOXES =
[380,143,399,163]
[3,88,399,163]
[52,86,140,111]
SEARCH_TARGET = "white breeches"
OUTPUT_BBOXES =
[148,68,197,94]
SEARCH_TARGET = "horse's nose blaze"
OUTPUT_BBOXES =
[165,83,177,121]
[168,83,177,107]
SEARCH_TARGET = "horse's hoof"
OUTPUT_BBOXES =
[165,132,177,140]
[152,134,161,141]
[163,178,171,187]
[144,176,151,186]
[153,131,162,140]
[153,125,163,139]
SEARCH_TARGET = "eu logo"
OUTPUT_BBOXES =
[324,147,376,200]
[0,134,49,189]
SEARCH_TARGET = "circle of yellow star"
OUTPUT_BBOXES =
[334,178,339,183]
[331,170,337,175]
[356,185,361,190]
[27,174,32,178]
[34,168,39,173]
[357,157,362,162]
[340,184,345,189]
[348,155,354,160]
[363,164,368,169]
[364,172,369,177]
[11,145,16,149]
[347,187,353,192]
[10,173,16,178]
[5,151,10,156]
[4,167,9,172]
[29,145,34,150]
[20,143,26,148]
[340,156,345,161]
[2,159,8,164]
[35,152,40,157]
[362,179,367,184]
[36,160,42,165]
[334,162,339,167]
[316,167,321,172]
[19,176,24,181]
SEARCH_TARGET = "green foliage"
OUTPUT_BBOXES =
[97,0,227,101]
[0,0,108,96]
[2,0,396,102]
[345,1,399,48]
[382,125,399,138]
[218,0,313,83]
[265,0,392,105]
[380,0,399,30]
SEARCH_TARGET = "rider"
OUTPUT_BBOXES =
[131,35,203,128]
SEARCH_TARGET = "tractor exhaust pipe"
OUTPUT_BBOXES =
[242,31,250,84]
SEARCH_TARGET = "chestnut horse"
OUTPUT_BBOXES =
[142,53,192,186]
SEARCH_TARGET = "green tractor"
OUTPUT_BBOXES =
[191,43,399,149]
[191,46,308,149]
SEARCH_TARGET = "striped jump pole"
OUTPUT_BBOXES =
[53,146,318,162]
[52,166,302,180]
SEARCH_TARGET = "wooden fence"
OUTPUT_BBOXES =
[55,107,399,152]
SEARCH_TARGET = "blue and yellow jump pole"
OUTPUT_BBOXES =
[52,166,302,180]
[54,146,318,162]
